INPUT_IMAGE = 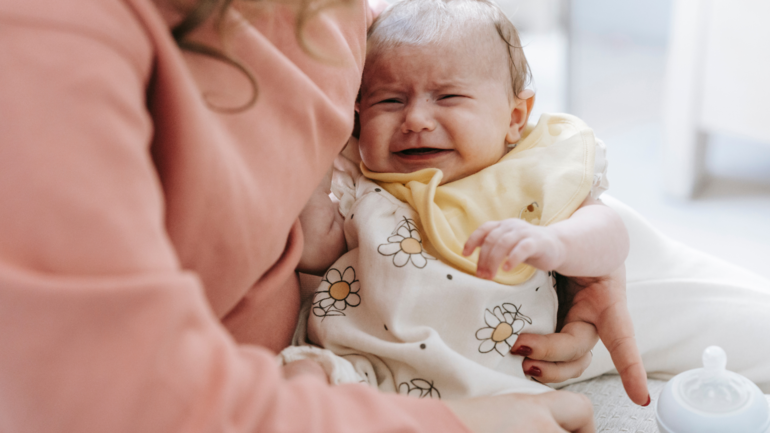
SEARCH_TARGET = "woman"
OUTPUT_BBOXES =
[0,0,638,431]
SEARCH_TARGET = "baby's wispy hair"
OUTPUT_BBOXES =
[366,0,532,98]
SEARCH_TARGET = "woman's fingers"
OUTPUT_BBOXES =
[539,391,596,433]
[522,349,593,383]
[443,391,594,433]
[592,298,649,405]
[569,267,650,406]
[512,321,598,362]
[281,359,329,383]
[613,341,649,406]
[511,321,598,384]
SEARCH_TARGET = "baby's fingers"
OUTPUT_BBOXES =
[502,238,538,271]
[462,221,500,256]
[476,231,526,279]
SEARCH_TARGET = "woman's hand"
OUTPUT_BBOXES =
[444,390,595,433]
[510,266,650,406]
[297,170,347,276]
[282,359,330,383]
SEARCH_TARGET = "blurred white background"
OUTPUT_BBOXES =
[501,0,770,278]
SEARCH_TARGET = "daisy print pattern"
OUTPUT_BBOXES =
[377,217,435,268]
[398,378,441,399]
[475,303,532,356]
[312,266,361,318]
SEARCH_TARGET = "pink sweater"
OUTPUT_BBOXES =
[0,0,469,431]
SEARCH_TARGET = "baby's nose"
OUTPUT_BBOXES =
[401,101,436,133]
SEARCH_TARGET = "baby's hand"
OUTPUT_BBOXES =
[463,219,565,280]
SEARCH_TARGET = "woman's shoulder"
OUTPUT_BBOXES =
[0,0,156,73]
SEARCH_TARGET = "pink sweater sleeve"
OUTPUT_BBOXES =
[0,0,471,432]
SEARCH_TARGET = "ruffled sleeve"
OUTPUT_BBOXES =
[591,137,610,198]
[331,150,364,218]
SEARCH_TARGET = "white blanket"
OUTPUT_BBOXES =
[567,195,770,392]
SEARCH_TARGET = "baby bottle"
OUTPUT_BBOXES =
[656,346,770,433]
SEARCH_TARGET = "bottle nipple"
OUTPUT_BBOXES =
[679,346,749,413]
[703,345,727,372]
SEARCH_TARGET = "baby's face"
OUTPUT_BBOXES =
[357,35,525,184]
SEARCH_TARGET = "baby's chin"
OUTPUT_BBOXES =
[362,162,463,185]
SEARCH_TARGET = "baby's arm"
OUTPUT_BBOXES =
[297,170,347,276]
[466,198,648,404]
[464,196,629,279]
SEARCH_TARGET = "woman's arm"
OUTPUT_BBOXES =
[0,1,599,431]
[0,2,468,432]
[446,392,595,433]
[297,170,348,275]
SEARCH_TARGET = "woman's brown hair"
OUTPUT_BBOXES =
[172,0,353,112]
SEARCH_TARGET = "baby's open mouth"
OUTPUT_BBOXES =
[397,148,446,156]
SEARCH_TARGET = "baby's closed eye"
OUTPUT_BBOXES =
[436,94,471,106]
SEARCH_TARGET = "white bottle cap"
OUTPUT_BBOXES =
[656,346,770,433]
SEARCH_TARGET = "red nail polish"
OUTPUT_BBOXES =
[511,346,533,357]
[525,366,542,377]
[642,394,651,407]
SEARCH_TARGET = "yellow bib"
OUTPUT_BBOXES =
[361,113,596,285]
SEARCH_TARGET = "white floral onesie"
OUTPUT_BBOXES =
[296,114,609,400]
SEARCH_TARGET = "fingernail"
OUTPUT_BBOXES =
[642,394,651,407]
[525,366,542,377]
[511,346,533,357]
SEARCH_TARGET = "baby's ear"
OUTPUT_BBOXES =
[506,90,535,144]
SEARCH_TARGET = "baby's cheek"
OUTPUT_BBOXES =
[358,137,389,171]
[358,141,381,170]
